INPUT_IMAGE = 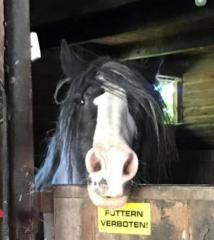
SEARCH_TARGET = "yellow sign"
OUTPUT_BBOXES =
[98,203,151,235]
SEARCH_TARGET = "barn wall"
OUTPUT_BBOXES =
[183,53,214,146]
[173,54,214,184]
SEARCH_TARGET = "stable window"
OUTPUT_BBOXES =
[156,74,182,124]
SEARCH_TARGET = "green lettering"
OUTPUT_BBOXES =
[106,220,111,227]
[111,221,116,227]
[100,220,106,226]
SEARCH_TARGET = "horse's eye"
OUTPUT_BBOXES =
[73,97,85,105]
[80,99,85,105]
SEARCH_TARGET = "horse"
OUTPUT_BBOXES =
[35,40,177,209]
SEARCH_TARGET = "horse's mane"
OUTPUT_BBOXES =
[35,57,177,190]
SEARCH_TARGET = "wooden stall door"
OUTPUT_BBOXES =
[39,185,214,240]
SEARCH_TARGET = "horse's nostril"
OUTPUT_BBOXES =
[123,159,131,175]
[85,149,102,173]
[122,152,138,181]
[94,162,101,172]
[123,153,134,175]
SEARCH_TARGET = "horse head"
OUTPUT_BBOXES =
[35,40,176,209]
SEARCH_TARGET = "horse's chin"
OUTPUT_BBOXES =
[87,186,128,209]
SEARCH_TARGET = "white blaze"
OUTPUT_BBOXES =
[93,90,136,146]
[85,87,138,208]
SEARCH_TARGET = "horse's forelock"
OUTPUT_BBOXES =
[96,61,166,136]
[93,60,175,182]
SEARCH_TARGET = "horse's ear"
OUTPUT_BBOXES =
[60,39,85,77]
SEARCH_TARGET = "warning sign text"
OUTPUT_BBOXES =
[98,203,151,235]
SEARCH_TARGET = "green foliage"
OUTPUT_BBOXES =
[158,81,176,123]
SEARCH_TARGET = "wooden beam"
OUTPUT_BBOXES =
[38,185,214,213]
[55,185,214,200]
[91,8,214,46]
[32,0,214,50]
[116,29,214,60]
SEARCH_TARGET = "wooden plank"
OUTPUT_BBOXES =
[183,72,214,83]
[34,186,54,214]
[43,213,54,240]
[190,201,214,240]
[53,185,214,200]
[130,185,214,201]
[54,185,89,199]
[184,80,214,92]
[183,88,214,98]
[54,198,96,240]
[184,78,214,87]
[183,106,214,117]
[184,97,214,108]
[184,114,214,124]
[91,8,214,47]
[182,54,214,145]
[117,29,214,60]
[39,185,214,211]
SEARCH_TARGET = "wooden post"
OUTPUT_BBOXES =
[0,0,9,239]
[4,0,35,238]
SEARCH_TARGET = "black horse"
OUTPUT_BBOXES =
[35,40,177,208]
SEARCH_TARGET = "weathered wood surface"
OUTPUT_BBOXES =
[182,53,214,146]
[38,185,214,240]
[115,26,214,60]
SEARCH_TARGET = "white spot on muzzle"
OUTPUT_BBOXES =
[85,87,138,207]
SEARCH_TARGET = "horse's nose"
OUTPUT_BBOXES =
[85,147,139,189]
